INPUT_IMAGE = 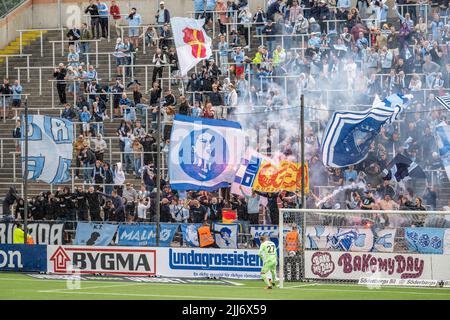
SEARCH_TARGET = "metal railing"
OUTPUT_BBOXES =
[48,39,101,66]
[0,54,31,79]
[1,93,30,123]
[17,28,66,57]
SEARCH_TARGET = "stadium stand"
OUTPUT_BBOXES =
[0,0,449,236]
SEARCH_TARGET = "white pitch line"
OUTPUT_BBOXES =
[285,287,450,296]
[2,277,450,297]
[39,290,274,300]
[284,283,319,289]
[39,282,146,293]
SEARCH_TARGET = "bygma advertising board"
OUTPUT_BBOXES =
[47,246,263,279]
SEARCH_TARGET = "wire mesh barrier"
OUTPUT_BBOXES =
[0,0,26,19]
[278,209,450,288]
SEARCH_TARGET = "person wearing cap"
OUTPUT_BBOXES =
[307,32,321,50]
[155,1,170,34]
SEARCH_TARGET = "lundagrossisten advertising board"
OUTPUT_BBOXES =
[305,251,450,280]
[47,246,263,279]
[0,244,47,272]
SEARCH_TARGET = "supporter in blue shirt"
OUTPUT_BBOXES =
[96,0,109,38]
[193,0,205,19]
[11,80,23,108]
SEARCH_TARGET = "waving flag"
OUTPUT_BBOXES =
[21,115,74,184]
[169,115,244,191]
[435,125,450,180]
[252,160,309,193]
[171,17,212,75]
[435,95,450,111]
[231,150,265,196]
[382,153,426,182]
[321,94,410,167]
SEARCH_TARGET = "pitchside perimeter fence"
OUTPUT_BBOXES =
[278,209,450,288]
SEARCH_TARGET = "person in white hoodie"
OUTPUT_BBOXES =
[114,162,125,195]
[137,197,151,222]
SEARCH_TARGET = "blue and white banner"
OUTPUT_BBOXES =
[250,225,280,248]
[231,151,265,196]
[212,223,238,249]
[0,244,47,272]
[305,226,396,252]
[405,227,445,254]
[435,125,450,181]
[21,115,74,184]
[169,115,244,191]
[321,94,410,167]
[73,222,118,246]
[181,223,202,247]
[117,224,179,247]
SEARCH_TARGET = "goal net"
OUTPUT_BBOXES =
[278,209,450,288]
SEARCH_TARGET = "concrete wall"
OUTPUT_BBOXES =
[0,0,33,49]
[31,0,268,29]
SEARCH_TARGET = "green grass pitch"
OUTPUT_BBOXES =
[1,272,450,300]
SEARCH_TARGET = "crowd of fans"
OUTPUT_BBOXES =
[2,0,450,229]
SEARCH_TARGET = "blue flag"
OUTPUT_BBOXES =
[73,222,118,246]
[435,125,450,181]
[169,115,244,191]
[405,227,444,254]
[212,223,238,248]
[250,225,280,248]
[117,224,179,247]
[181,223,202,247]
[321,94,410,167]
[21,115,74,184]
